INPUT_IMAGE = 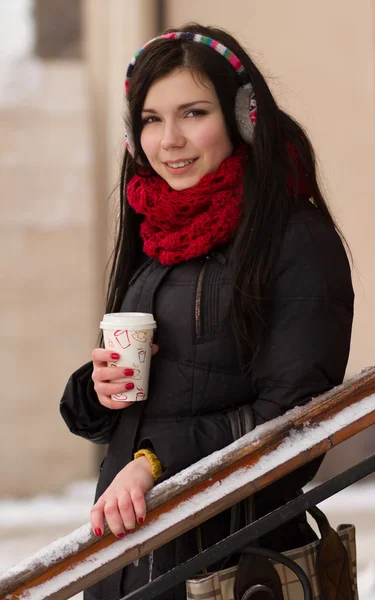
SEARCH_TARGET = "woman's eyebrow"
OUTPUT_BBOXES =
[142,100,213,114]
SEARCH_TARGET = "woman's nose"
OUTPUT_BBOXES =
[160,122,185,149]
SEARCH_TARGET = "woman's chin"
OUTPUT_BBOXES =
[164,171,203,191]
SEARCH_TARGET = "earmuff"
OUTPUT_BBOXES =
[123,32,257,162]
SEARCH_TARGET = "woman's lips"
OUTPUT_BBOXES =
[163,158,198,175]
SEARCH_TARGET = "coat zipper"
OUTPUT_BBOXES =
[195,261,207,339]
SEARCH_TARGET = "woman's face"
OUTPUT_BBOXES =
[140,68,233,190]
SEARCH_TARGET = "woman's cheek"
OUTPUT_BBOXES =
[140,129,156,160]
[140,133,149,158]
[194,119,232,153]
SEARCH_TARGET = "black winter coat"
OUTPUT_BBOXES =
[60,197,354,600]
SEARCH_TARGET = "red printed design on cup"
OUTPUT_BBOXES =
[132,330,147,343]
[113,393,128,401]
[131,366,142,381]
[114,330,131,349]
[136,387,145,401]
[137,348,146,363]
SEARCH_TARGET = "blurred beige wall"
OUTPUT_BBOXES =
[84,0,158,260]
[0,59,97,496]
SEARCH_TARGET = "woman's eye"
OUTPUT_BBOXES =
[141,110,206,125]
[186,109,207,118]
[142,116,159,125]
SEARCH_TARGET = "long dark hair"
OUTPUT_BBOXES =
[106,23,344,365]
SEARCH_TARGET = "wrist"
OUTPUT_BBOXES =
[136,455,153,473]
[134,449,163,481]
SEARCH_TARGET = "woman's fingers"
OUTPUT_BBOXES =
[97,396,135,410]
[130,486,147,525]
[92,365,135,383]
[91,350,137,409]
[117,491,139,532]
[93,344,159,365]
[95,379,134,396]
[94,373,136,409]
[104,498,130,537]
[90,498,106,538]
[92,348,121,364]
[91,493,139,537]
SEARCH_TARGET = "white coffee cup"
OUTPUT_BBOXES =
[100,312,157,402]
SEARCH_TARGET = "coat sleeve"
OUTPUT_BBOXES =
[138,213,354,487]
[60,361,120,444]
[250,215,354,426]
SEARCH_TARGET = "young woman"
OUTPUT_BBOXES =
[61,23,354,600]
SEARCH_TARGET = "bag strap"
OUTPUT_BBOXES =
[307,505,330,536]
[234,552,284,600]
[307,506,355,600]
[235,547,314,600]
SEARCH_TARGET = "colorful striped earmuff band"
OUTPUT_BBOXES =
[125,32,253,96]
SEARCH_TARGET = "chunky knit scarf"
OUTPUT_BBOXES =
[127,143,312,266]
[127,146,246,265]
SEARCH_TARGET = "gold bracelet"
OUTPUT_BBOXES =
[134,448,163,482]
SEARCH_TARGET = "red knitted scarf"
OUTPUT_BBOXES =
[127,146,246,265]
[127,143,311,266]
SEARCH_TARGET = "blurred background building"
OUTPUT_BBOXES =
[1,0,374,496]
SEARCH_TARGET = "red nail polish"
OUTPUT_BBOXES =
[124,368,134,376]
[127,528,136,533]
[117,532,126,538]
[125,382,134,390]
[138,517,145,524]
[111,353,120,360]
[94,528,102,537]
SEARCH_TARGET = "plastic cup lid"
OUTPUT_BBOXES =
[100,312,156,330]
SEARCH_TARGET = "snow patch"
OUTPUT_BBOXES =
[0,481,96,527]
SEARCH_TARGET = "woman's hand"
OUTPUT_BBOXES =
[91,456,154,537]
[91,345,159,410]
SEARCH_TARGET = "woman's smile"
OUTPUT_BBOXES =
[163,157,198,175]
